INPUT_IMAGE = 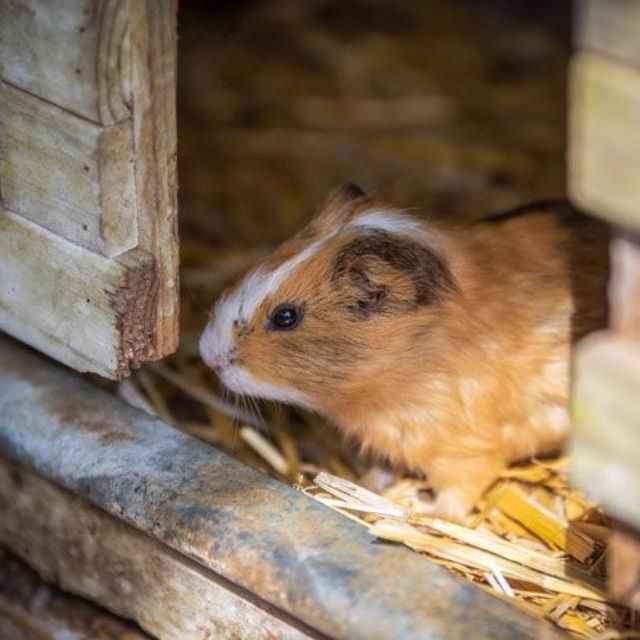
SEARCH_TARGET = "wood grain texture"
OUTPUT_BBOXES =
[0,548,150,640]
[576,0,640,68]
[0,457,315,640]
[0,0,132,125]
[569,52,640,231]
[0,211,155,378]
[128,0,179,357]
[0,0,178,378]
[0,81,138,257]
[570,334,640,530]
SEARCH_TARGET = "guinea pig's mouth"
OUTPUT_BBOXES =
[199,319,313,410]
[217,365,313,410]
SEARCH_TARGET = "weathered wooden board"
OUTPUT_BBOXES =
[610,234,640,341]
[571,334,640,530]
[0,335,564,640]
[0,81,138,257]
[576,0,640,68]
[128,0,179,358]
[0,457,316,640]
[0,0,132,125]
[0,0,178,378]
[0,548,151,640]
[569,52,640,231]
[0,210,155,378]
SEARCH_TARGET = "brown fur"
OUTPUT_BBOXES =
[206,188,610,521]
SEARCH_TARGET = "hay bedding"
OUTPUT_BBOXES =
[117,245,639,639]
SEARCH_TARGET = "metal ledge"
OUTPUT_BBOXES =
[0,335,562,639]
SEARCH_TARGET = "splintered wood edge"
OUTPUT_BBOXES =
[101,0,180,376]
[0,457,316,640]
[110,252,159,377]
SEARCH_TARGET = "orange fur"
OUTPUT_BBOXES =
[202,188,610,521]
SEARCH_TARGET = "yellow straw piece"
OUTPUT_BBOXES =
[493,485,596,562]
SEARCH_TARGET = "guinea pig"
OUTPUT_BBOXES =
[199,184,609,521]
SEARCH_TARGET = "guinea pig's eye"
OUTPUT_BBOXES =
[268,303,304,331]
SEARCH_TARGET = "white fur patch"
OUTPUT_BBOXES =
[348,210,425,237]
[199,293,238,368]
[200,237,326,367]
[220,365,312,408]
[233,237,326,323]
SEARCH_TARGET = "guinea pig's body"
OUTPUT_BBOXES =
[200,186,609,521]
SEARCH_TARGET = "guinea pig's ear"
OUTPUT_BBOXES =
[329,183,366,202]
[308,183,368,235]
[332,233,457,319]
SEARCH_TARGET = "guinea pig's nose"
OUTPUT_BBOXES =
[207,355,227,373]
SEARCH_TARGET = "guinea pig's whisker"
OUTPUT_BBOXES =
[243,394,267,432]
[210,384,263,430]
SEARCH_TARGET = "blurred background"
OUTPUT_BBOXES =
[178,0,571,249]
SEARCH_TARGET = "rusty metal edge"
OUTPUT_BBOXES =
[0,335,565,640]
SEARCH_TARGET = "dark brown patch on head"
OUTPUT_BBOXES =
[332,230,457,319]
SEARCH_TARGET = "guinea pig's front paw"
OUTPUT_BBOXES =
[414,456,503,523]
[413,488,470,524]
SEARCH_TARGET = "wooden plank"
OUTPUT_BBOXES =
[128,0,179,357]
[570,334,640,529]
[0,458,316,640]
[576,0,640,68]
[0,211,155,378]
[0,335,564,640]
[569,52,640,231]
[0,548,150,640]
[0,81,138,257]
[610,234,640,341]
[0,0,132,125]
